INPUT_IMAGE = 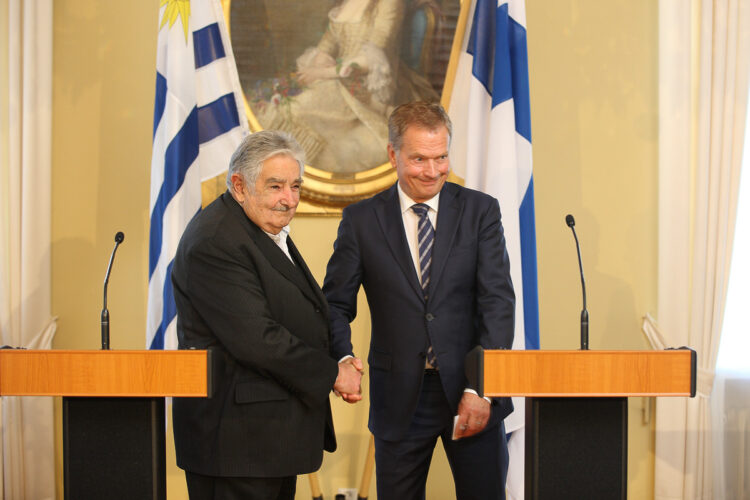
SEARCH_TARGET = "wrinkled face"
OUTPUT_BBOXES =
[232,154,302,234]
[389,125,450,203]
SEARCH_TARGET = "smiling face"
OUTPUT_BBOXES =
[389,125,450,203]
[231,153,302,234]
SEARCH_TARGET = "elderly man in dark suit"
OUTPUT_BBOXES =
[171,130,362,500]
[323,101,516,499]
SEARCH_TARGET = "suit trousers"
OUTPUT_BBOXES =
[373,370,508,500]
[185,471,296,500]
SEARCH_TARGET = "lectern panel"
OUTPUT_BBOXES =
[525,397,627,500]
[63,397,166,500]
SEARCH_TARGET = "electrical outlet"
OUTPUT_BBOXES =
[337,487,358,500]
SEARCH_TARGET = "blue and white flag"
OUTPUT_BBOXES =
[147,0,248,350]
[447,1,538,498]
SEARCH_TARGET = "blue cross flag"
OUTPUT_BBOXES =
[447,1,539,497]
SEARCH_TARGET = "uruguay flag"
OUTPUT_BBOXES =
[447,1,539,498]
[147,0,248,350]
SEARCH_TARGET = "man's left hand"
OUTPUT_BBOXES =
[333,357,364,403]
[453,392,491,440]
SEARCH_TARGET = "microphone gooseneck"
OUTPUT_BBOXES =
[101,232,125,350]
[565,215,589,350]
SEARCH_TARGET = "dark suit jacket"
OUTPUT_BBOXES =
[323,182,515,441]
[171,191,338,478]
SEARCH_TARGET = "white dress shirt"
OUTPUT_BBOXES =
[264,225,294,263]
[397,183,439,283]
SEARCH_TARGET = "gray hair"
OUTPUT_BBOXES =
[226,130,306,189]
[388,101,453,152]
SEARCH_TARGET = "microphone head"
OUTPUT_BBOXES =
[114,232,125,243]
[565,214,575,227]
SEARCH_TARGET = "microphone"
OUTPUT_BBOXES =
[565,215,589,350]
[101,232,124,350]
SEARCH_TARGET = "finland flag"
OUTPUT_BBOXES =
[447,1,539,498]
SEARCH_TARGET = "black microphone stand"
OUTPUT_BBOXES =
[566,215,589,350]
[101,232,124,350]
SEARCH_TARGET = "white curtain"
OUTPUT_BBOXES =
[0,0,56,499]
[710,85,750,500]
[647,0,750,498]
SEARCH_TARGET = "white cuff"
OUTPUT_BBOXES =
[463,388,492,404]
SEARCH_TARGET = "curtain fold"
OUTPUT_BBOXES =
[651,0,750,498]
[0,0,56,498]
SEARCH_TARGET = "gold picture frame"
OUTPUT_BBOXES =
[204,0,470,214]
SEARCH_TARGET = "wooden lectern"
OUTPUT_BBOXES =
[0,349,212,499]
[466,348,696,500]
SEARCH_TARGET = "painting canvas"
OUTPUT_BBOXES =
[226,0,462,210]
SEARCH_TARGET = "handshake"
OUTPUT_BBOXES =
[333,357,364,404]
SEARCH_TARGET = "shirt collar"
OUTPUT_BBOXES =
[264,225,290,244]
[397,183,440,215]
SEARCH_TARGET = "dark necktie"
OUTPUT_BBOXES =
[411,203,437,368]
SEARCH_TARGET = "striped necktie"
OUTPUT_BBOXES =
[412,203,437,369]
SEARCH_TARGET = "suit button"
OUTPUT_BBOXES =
[315,307,321,313]
[425,313,435,321]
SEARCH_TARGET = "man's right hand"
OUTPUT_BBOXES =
[334,357,363,403]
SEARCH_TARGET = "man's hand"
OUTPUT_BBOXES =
[333,357,364,403]
[453,392,491,439]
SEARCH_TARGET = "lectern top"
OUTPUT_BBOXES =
[0,349,211,397]
[475,349,696,398]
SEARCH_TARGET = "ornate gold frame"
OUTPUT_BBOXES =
[204,0,470,214]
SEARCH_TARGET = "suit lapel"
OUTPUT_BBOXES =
[430,183,462,296]
[223,192,323,308]
[374,185,424,299]
[253,232,324,308]
[287,237,327,312]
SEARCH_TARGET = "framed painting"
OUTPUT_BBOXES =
[210,0,467,214]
